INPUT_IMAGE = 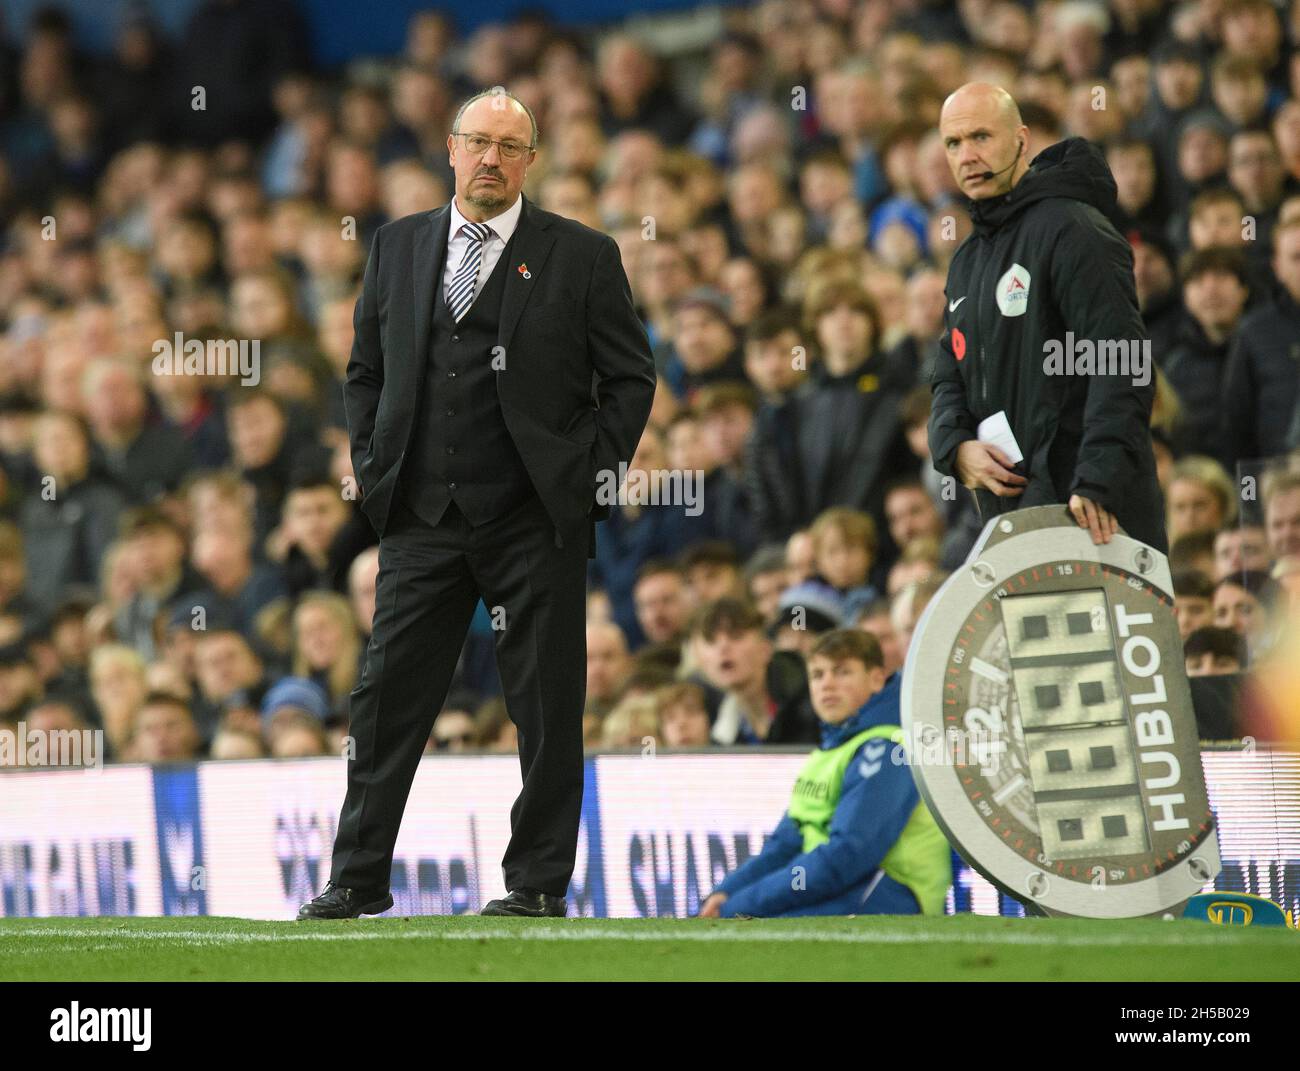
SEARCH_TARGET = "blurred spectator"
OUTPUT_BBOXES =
[1165,455,1236,542]
[1169,529,1217,580]
[1221,220,1300,466]
[886,538,940,598]
[259,674,330,753]
[270,473,354,598]
[0,642,41,727]
[748,280,911,542]
[347,545,379,641]
[632,559,692,648]
[1263,469,1300,565]
[742,544,790,625]
[1213,570,1283,658]
[743,307,809,543]
[1108,137,1162,233]
[1133,233,1183,372]
[0,522,41,620]
[1159,248,1250,459]
[83,357,193,501]
[20,699,92,764]
[770,578,845,655]
[290,591,357,716]
[113,507,203,660]
[1213,523,1271,580]
[852,596,905,676]
[21,411,127,610]
[1185,625,1247,677]
[663,288,745,402]
[88,642,147,758]
[596,34,697,145]
[808,507,879,619]
[586,620,631,717]
[883,476,944,561]
[695,383,760,554]
[655,681,711,747]
[192,628,268,743]
[181,503,287,635]
[784,528,815,583]
[224,388,321,543]
[475,695,517,753]
[589,424,713,647]
[680,540,743,604]
[690,596,816,744]
[130,690,200,763]
[601,693,659,749]
[887,267,945,387]
[169,0,311,147]
[1174,569,1216,640]
[664,400,757,556]
[430,694,479,753]
[210,727,266,759]
[890,573,946,655]
[270,715,329,757]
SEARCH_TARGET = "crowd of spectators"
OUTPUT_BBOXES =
[2,0,1300,765]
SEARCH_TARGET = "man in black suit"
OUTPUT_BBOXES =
[299,89,655,920]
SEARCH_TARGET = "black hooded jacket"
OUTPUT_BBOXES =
[928,137,1167,552]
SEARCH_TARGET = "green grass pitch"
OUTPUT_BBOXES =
[2,914,1298,981]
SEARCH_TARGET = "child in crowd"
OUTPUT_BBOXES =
[808,507,879,624]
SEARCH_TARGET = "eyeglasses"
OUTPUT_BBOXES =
[452,132,533,159]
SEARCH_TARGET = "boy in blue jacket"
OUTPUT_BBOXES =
[699,628,951,917]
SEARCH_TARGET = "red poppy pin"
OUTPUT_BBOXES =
[518,263,531,279]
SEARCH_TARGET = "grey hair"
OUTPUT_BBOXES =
[451,87,539,149]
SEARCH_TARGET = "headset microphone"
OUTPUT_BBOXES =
[977,140,1024,182]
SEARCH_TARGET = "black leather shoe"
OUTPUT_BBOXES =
[297,880,393,920]
[480,887,566,917]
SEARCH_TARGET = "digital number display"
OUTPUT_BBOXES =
[902,505,1219,918]
[999,589,1151,860]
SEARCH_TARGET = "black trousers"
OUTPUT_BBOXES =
[329,490,589,898]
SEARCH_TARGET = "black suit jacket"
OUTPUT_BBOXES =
[345,193,656,555]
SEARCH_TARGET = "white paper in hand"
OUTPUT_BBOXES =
[976,410,1024,465]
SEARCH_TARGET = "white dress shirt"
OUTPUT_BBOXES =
[442,192,524,314]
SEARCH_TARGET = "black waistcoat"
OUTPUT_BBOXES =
[400,226,535,526]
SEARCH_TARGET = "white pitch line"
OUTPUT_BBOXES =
[0,926,1273,949]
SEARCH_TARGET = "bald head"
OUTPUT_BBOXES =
[940,82,1030,199]
[943,83,1023,130]
[586,620,631,702]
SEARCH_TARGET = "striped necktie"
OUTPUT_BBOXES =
[447,220,492,321]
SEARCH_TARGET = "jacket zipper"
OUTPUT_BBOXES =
[977,237,991,414]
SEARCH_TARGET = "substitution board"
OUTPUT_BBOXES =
[901,506,1220,918]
